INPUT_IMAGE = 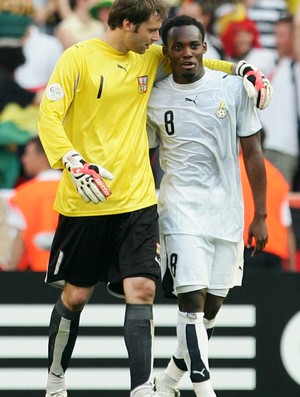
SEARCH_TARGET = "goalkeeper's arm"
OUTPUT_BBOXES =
[203,58,273,110]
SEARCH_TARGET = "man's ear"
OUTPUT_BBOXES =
[203,41,207,54]
[122,18,134,31]
[162,46,168,57]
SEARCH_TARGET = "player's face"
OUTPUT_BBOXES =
[127,14,162,54]
[164,25,207,84]
[21,142,43,177]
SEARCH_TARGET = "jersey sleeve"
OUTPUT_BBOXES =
[203,58,234,75]
[37,46,81,169]
[147,114,160,149]
[150,44,171,83]
[235,80,262,137]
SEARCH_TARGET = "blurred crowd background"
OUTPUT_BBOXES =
[1,0,300,274]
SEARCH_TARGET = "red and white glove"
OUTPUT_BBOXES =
[63,150,113,204]
[236,60,273,110]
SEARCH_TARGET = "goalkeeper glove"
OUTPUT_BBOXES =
[236,60,273,110]
[63,150,113,204]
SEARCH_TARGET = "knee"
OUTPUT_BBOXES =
[204,294,225,320]
[62,284,93,311]
[124,277,156,304]
[178,289,206,313]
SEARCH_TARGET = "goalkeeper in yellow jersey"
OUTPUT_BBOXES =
[37,1,272,396]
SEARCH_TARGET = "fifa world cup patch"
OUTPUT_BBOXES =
[137,76,148,94]
[216,101,228,119]
[46,83,64,101]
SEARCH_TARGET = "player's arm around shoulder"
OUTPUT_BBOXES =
[204,58,273,110]
[203,58,233,75]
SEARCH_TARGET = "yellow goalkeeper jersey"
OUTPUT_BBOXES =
[38,38,233,216]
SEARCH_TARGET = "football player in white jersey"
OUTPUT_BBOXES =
[147,15,268,397]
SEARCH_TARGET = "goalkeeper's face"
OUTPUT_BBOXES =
[126,14,162,54]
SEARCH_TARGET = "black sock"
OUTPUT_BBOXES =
[124,304,154,390]
[173,355,188,371]
[48,297,81,374]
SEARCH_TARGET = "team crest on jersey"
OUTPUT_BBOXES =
[137,76,148,94]
[46,83,64,101]
[216,101,228,118]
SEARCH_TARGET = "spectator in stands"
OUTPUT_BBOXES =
[90,0,114,30]
[220,17,272,64]
[214,0,288,50]
[221,12,300,188]
[247,0,288,50]
[15,15,64,92]
[4,137,61,271]
[258,14,300,188]
[0,194,15,270]
[32,0,71,34]
[55,0,105,49]
[0,1,42,189]
[213,0,248,39]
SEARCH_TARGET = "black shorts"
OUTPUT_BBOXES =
[45,205,160,294]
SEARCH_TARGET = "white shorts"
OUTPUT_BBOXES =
[160,234,244,298]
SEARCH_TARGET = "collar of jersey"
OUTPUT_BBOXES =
[168,71,209,91]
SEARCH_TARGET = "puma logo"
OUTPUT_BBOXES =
[117,64,128,72]
[185,96,198,106]
[192,368,206,377]
[51,372,63,379]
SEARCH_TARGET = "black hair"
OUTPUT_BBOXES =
[161,15,205,45]
[276,14,293,25]
[28,136,45,155]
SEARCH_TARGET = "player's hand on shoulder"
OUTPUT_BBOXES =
[236,60,273,110]
[63,150,113,204]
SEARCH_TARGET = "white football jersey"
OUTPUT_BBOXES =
[147,68,262,242]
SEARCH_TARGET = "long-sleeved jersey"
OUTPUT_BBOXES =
[38,39,233,216]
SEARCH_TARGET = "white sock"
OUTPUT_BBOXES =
[193,380,217,397]
[46,371,66,393]
[177,311,215,397]
[161,360,185,388]
[203,317,216,332]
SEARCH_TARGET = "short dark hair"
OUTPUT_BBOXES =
[276,14,293,26]
[108,0,167,29]
[28,136,45,155]
[161,15,205,45]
